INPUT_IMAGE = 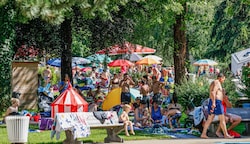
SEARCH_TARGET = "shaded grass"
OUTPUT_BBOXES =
[0,124,170,144]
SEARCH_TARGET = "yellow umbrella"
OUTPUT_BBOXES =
[102,88,122,110]
[136,57,160,65]
[102,88,142,110]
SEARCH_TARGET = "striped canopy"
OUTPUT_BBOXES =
[51,83,88,118]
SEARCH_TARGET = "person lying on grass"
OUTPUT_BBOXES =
[119,104,135,136]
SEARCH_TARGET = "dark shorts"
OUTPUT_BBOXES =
[142,95,150,108]
[121,92,131,103]
[153,93,161,102]
[208,99,224,115]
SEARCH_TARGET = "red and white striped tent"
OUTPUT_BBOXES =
[51,83,88,118]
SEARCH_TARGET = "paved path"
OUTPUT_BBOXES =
[116,137,250,144]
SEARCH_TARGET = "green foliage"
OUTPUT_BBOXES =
[130,71,147,86]
[0,125,170,143]
[72,27,92,57]
[241,66,250,97]
[187,1,222,60]
[38,67,60,86]
[222,75,239,106]
[15,19,62,58]
[0,1,16,114]
[175,77,210,111]
[176,74,240,110]
[206,0,250,62]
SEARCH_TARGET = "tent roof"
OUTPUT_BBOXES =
[232,48,250,63]
[51,83,88,106]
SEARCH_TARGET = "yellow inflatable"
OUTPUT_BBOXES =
[102,88,122,110]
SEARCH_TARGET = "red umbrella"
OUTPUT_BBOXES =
[96,41,156,55]
[108,59,134,67]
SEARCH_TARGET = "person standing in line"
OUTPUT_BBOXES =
[140,80,150,109]
[151,76,164,102]
[43,65,52,84]
[200,73,233,139]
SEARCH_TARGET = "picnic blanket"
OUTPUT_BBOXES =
[133,125,200,138]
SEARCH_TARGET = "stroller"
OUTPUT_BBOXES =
[37,84,54,112]
[184,98,209,132]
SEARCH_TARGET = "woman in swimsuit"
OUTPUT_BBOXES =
[109,74,120,90]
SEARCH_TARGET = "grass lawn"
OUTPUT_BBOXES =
[0,124,170,144]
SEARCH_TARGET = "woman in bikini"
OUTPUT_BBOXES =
[109,74,120,91]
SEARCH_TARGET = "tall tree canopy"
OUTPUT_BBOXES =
[206,0,250,61]
[0,0,144,81]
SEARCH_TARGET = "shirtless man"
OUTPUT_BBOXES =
[200,73,233,139]
[151,76,165,102]
[119,73,135,104]
[140,80,150,108]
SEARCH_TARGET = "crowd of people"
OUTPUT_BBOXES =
[37,62,244,138]
[3,61,243,139]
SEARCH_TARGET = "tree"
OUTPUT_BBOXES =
[206,0,250,62]
[0,1,15,112]
[1,0,143,82]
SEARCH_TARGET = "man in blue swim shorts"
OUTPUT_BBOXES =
[200,73,233,139]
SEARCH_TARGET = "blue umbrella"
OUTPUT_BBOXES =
[47,57,90,67]
[47,58,61,67]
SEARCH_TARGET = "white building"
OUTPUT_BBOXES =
[231,48,250,75]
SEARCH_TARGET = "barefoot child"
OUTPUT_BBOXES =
[119,104,135,136]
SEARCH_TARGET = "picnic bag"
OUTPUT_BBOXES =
[39,118,53,130]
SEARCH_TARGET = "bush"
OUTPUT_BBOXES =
[175,74,239,111]
[175,77,210,111]
[241,66,250,98]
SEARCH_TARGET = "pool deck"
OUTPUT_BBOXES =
[117,137,250,144]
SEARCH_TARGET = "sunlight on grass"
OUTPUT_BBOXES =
[0,125,170,143]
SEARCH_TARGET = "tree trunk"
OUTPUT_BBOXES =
[60,18,73,83]
[173,4,187,86]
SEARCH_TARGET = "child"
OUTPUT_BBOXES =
[166,109,182,129]
[162,108,169,126]
[142,108,153,127]
[119,104,135,136]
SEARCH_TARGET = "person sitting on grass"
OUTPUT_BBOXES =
[150,100,163,124]
[119,104,135,136]
[165,107,182,129]
[3,98,20,123]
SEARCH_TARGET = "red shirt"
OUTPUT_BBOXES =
[222,96,228,113]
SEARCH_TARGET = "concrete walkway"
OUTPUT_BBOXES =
[117,137,250,144]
